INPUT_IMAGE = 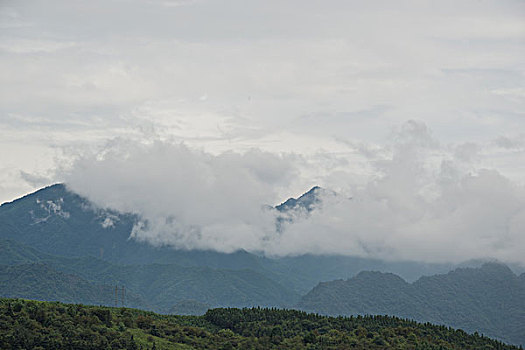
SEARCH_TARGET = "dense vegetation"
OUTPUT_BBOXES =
[0,298,520,350]
[298,263,525,346]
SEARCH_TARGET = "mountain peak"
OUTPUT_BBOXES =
[276,186,323,212]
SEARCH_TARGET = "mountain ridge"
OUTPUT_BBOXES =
[298,262,525,346]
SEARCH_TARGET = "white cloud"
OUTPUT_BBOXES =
[272,124,525,264]
[64,140,297,252]
[61,121,525,265]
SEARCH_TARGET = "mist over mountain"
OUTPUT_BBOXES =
[58,126,525,265]
[0,184,462,287]
[1,184,524,345]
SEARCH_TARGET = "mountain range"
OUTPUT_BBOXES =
[1,184,524,345]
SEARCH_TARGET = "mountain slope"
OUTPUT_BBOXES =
[0,238,52,265]
[0,239,300,311]
[0,263,147,308]
[56,261,301,310]
[298,262,525,346]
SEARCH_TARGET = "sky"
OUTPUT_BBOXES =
[1,0,525,263]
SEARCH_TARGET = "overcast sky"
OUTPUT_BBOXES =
[1,0,525,263]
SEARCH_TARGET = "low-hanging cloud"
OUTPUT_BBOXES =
[274,123,525,264]
[64,140,297,252]
[63,122,525,265]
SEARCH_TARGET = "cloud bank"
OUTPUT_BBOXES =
[63,122,525,265]
[276,122,525,264]
[65,141,297,252]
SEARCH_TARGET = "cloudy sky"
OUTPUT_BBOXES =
[1,0,525,263]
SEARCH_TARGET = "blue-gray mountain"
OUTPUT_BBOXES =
[297,262,525,346]
[0,184,457,290]
[1,184,524,345]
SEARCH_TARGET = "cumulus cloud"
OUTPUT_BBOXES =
[273,123,525,264]
[64,140,297,252]
[62,121,525,265]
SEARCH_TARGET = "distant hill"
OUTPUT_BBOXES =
[297,262,525,346]
[0,298,519,350]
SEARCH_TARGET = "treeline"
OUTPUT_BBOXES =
[205,307,520,349]
[0,298,521,350]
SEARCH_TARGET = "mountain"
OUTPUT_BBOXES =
[0,184,263,268]
[2,184,524,344]
[298,262,525,346]
[58,261,300,310]
[0,184,457,294]
[0,298,519,350]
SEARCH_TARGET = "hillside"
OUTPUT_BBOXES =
[0,264,148,309]
[0,239,299,312]
[0,298,519,350]
[298,263,525,346]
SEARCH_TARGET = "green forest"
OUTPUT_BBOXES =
[0,298,520,350]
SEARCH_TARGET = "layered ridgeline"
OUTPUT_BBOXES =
[298,263,525,346]
[0,298,519,350]
[1,184,525,345]
[0,184,455,297]
[0,184,457,287]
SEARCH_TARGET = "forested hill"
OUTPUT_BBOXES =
[297,262,525,346]
[0,298,520,350]
[0,239,299,311]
